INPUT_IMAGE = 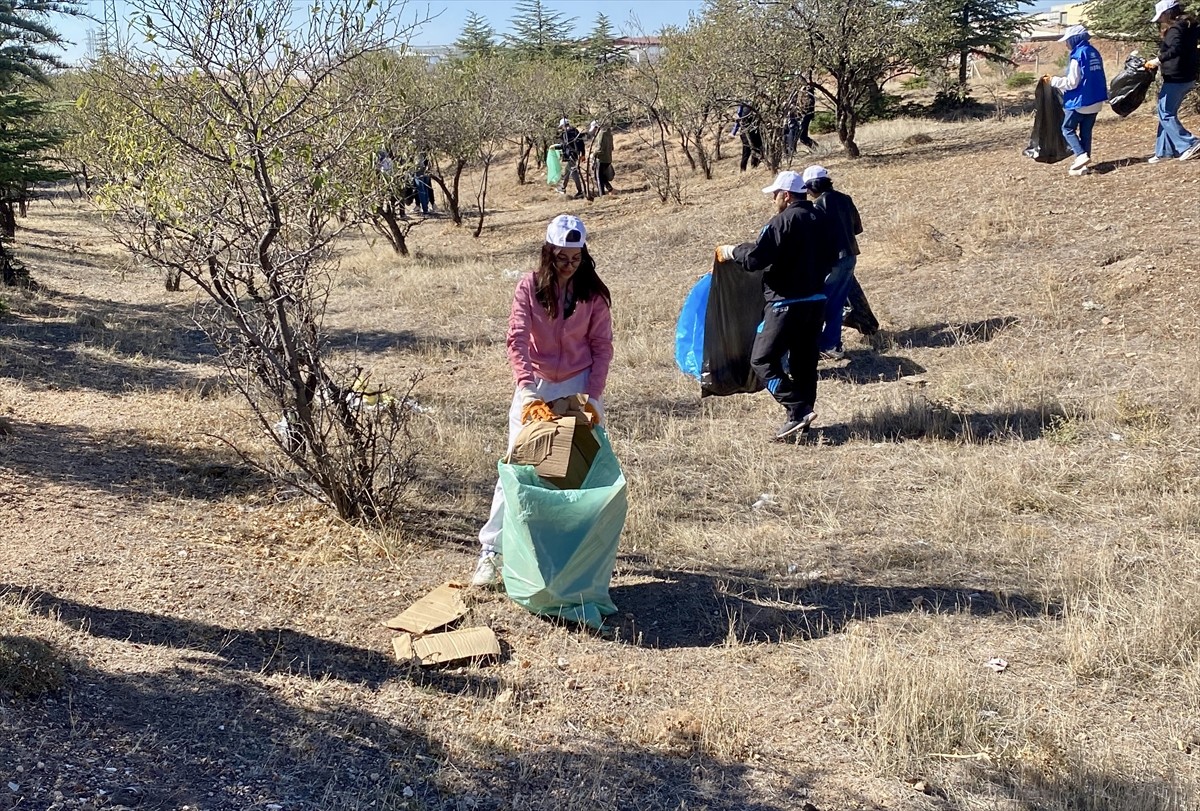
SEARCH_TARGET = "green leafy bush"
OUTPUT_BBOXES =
[1006,72,1037,89]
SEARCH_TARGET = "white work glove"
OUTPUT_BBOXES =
[584,396,604,426]
[715,244,737,263]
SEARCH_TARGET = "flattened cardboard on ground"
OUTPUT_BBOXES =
[392,627,501,666]
[381,582,468,634]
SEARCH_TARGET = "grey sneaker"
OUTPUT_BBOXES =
[1179,142,1200,161]
[470,552,502,588]
[820,347,845,361]
[774,411,816,441]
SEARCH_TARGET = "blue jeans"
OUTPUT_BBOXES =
[1061,109,1097,157]
[820,255,857,352]
[1156,81,1197,158]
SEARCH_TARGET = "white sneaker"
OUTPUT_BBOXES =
[1148,155,1163,164]
[1070,153,1091,171]
[1068,166,1092,176]
[470,552,502,588]
[1180,142,1200,161]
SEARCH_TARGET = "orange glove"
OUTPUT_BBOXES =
[520,400,556,424]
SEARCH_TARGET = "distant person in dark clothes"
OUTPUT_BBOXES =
[714,170,837,442]
[413,152,433,214]
[554,118,585,198]
[1044,25,1106,176]
[797,81,818,150]
[1144,0,1200,162]
[589,120,615,195]
[732,104,764,171]
[803,165,863,359]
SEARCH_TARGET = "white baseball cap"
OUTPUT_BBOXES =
[558,117,570,128]
[802,165,830,186]
[1058,24,1088,42]
[1152,0,1179,21]
[546,214,586,248]
[761,170,807,195]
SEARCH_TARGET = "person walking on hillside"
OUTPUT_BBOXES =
[714,171,837,442]
[472,214,613,588]
[1045,25,1107,176]
[732,104,764,172]
[797,80,819,151]
[589,120,615,196]
[554,118,585,198]
[803,165,863,360]
[1144,0,1200,162]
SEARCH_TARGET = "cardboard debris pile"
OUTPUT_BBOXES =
[506,394,601,489]
[382,582,499,666]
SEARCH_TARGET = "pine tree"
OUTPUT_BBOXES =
[0,0,79,284]
[454,10,496,57]
[1084,0,1159,43]
[503,0,576,58]
[583,12,619,67]
[911,0,1034,101]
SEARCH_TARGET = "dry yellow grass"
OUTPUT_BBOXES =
[3,102,1200,809]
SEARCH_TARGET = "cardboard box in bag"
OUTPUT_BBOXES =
[507,395,601,490]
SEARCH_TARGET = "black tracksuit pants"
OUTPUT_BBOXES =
[750,299,823,420]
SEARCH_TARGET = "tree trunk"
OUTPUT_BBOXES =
[373,201,409,256]
[0,203,16,239]
[678,131,697,171]
[693,126,712,179]
[431,159,466,226]
[516,137,534,185]
[837,107,861,159]
[713,126,723,161]
[473,160,490,238]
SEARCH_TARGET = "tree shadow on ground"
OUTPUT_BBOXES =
[0,420,270,502]
[801,399,1069,446]
[888,316,1019,349]
[820,352,926,384]
[0,290,216,393]
[971,763,1192,811]
[0,585,807,810]
[610,567,1050,649]
[859,129,1028,168]
[325,327,499,357]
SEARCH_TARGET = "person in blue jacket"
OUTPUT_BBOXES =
[1045,25,1107,176]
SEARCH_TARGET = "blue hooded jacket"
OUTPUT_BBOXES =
[1063,31,1107,110]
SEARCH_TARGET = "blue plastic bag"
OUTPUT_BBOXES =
[499,428,627,629]
[674,273,711,379]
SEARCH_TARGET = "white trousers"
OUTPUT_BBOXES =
[477,371,599,553]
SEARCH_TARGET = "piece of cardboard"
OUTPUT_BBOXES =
[381,582,468,634]
[507,417,577,479]
[546,421,601,490]
[392,627,501,666]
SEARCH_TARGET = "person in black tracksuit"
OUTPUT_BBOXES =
[555,118,585,197]
[715,170,837,441]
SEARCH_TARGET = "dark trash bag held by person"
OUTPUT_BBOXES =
[1109,54,1156,117]
[675,257,880,397]
[1024,80,1073,163]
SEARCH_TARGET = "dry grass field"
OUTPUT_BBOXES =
[3,97,1200,811]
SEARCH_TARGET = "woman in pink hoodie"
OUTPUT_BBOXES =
[472,214,614,587]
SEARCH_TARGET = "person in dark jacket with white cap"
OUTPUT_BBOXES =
[714,170,837,441]
[1044,25,1107,175]
[803,165,863,359]
[553,118,585,198]
[1144,0,1200,162]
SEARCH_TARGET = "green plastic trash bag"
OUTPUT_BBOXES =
[546,147,563,186]
[499,427,627,629]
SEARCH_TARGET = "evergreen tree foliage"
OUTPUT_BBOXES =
[504,0,576,58]
[1084,0,1159,42]
[454,10,496,57]
[910,0,1034,99]
[583,12,620,67]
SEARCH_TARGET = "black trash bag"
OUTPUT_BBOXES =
[1109,54,1155,117]
[843,276,879,336]
[700,258,765,397]
[1023,81,1072,164]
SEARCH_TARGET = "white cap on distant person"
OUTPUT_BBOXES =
[559,117,570,128]
[546,214,586,248]
[802,165,830,187]
[761,170,807,195]
[1058,24,1088,42]
[1152,0,1179,21]
[588,120,600,133]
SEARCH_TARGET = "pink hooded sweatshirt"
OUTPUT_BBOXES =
[507,272,613,398]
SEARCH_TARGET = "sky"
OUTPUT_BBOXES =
[58,0,709,64]
[58,0,1064,65]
